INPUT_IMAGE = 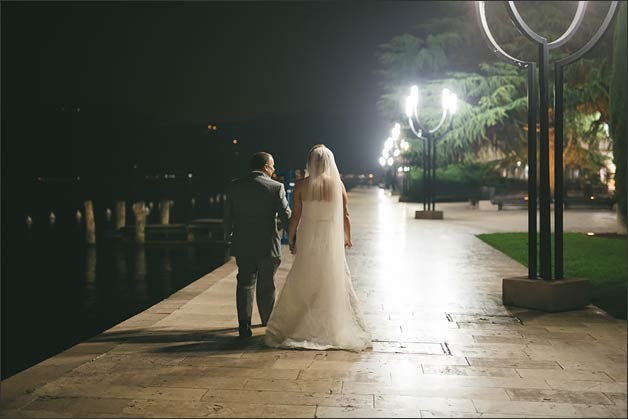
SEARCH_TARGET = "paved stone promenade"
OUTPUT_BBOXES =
[1,187,626,418]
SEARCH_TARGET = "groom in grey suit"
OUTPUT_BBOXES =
[223,152,292,338]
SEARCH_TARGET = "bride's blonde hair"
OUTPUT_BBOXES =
[304,144,340,202]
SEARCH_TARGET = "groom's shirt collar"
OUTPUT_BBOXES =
[251,170,269,178]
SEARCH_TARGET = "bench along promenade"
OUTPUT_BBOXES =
[0,187,625,418]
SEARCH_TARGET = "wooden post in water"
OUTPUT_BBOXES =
[132,202,146,244]
[113,242,128,281]
[115,201,126,230]
[161,249,173,292]
[159,199,170,224]
[134,245,147,300]
[84,246,97,308]
[84,200,96,244]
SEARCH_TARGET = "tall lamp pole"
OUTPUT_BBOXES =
[379,124,403,193]
[476,0,619,312]
[405,85,457,219]
[477,1,618,280]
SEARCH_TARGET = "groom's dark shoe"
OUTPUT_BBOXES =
[238,327,253,338]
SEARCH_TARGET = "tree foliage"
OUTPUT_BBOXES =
[609,2,627,226]
[375,1,618,180]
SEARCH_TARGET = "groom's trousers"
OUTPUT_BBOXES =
[235,255,281,331]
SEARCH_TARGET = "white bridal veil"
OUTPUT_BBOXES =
[303,144,343,203]
[264,144,371,352]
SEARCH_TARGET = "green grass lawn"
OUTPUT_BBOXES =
[477,232,627,319]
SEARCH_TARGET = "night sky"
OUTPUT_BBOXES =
[2,1,457,177]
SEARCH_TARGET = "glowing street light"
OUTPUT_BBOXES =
[405,84,458,216]
[379,122,409,192]
[391,122,401,141]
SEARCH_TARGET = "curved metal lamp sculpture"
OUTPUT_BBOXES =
[476,1,619,282]
[405,86,457,213]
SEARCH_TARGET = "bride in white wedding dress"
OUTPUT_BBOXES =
[264,144,371,351]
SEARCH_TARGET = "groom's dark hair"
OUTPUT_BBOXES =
[250,152,272,170]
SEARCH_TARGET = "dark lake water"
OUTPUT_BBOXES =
[1,179,231,380]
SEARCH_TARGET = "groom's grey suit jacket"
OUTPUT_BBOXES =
[223,171,292,258]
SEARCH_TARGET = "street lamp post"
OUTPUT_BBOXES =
[476,1,619,312]
[405,85,457,219]
[379,128,399,193]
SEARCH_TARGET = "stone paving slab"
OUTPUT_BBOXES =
[1,188,625,418]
